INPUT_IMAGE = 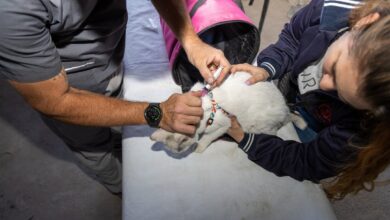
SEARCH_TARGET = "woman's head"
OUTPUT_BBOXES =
[322,0,390,200]
[320,1,390,111]
[320,31,371,110]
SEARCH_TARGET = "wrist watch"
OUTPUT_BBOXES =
[144,103,163,128]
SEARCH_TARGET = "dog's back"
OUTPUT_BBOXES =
[212,72,290,135]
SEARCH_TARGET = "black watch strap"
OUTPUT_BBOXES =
[144,103,163,128]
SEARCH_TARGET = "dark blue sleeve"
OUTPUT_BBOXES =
[257,0,323,79]
[238,124,357,182]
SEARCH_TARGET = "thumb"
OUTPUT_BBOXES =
[190,90,203,97]
[199,66,214,84]
[230,115,238,122]
[245,77,257,85]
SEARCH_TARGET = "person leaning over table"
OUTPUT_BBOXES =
[0,0,230,195]
[227,0,390,199]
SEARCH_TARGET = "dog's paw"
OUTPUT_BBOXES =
[194,143,208,153]
[151,129,195,153]
[165,133,195,153]
[150,129,170,142]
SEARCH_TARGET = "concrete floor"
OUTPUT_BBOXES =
[0,80,122,220]
[0,0,389,219]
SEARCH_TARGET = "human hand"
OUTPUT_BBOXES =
[183,38,231,88]
[227,116,245,143]
[231,64,270,85]
[159,91,203,135]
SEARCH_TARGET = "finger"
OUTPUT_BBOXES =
[174,103,203,116]
[218,54,231,69]
[234,118,242,127]
[181,115,202,125]
[230,65,238,73]
[231,63,254,74]
[190,90,203,97]
[245,76,257,85]
[246,72,269,85]
[185,93,202,107]
[208,63,217,72]
[216,55,230,77]
[162,125,174,133]
[215,65,231,86]
[230,117,241,127]
[229,115,237,120]
[231,64,247,73]
[199,64,214,84]
[181,106,203,116]
[205,52,228,85]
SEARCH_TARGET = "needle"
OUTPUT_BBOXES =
[205,66,224,90]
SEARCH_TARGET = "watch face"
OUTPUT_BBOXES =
[145,104,162,127]
[147,105,161,122]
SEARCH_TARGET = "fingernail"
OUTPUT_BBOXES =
[208,77,214,84]
[245,80,251,85]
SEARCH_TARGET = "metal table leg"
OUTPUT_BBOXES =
[249,0,270,35]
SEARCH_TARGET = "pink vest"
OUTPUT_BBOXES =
[161,0,259,90]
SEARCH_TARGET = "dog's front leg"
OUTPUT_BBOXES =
[195,125,230,153]
[151,129,195,153]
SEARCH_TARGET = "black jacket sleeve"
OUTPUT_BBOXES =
[257,0,323,79]
[238,124,357,182]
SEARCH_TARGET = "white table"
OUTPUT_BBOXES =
[122,0,336,219]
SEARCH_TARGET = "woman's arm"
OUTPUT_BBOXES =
[257,0,324,80]
[236,124,358,182]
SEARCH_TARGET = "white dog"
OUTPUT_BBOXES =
[151,71,290,153]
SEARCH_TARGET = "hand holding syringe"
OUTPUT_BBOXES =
[205,66,224,90]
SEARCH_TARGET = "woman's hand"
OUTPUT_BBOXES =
[227,116,245,143]
[231,64,270,85]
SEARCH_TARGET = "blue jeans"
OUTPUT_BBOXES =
[293,124,317,143]
[293,106,318,143]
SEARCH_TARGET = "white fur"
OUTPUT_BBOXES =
[151,71,290,153]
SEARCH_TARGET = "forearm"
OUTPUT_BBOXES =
[237,132,348,182]
[10,68,204,134]
[151,0,200,49]
[9,69,148,127]
[152,0,231,85]
[257,0,320,79]
[47,87,148,127]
